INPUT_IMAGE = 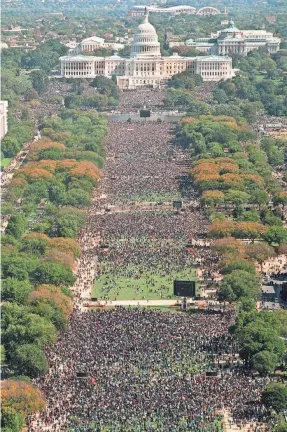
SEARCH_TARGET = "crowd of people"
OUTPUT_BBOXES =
[86,119,219,300]
[118,89,164,113]
[31,91,270,431]
[31,309,270,432]
[101,121,187,201]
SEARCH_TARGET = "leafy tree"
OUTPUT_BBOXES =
[245,243,275,269]
[57,217,78,238]
[5,214,27,239]
[276,423,287,432]
[188,132,207,155]
[20,236,48,256]
[275,309,287,338]
[11,344,48,378]
[1,278,34,304]
[1,345,6,364]
[1,136,21,157]
[213,88,229,104]
[1,379,45,418]
[65,189,91,207]
[262,383,287,413]
[238,297,256,313]
[2,303,57,352]
[249,190,268,209]
[225,190,250,206]
[250,350,278,375]
[220,260,256,275]
[30,70,48,94]
[31,262,76,286]
[218,270,260,302]
[236,319,285,365]
[265,226,287,246]
[1,406,23,432]
[90,75,119,100]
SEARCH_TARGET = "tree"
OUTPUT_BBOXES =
[31,262,76,286]
[1,136,21,157]
[5,214,27,239]
[90,75,119,100]
[251,350,278,375]
[245,243,275,269]
[218,270,260,302]
[20,236,48,256]
[275,309,287,338]
[262,383,287,413]
[30,70,48,94]
[236,319,285,365]
[202,190,225,207]
[214,237,245,257]
[188,131,207,155]
[213,88,229,104]
[2,303,57,352]
[250,190,268,210]
[11,344,48,378]
[238,297,256,313]
[1,278,34,304]
[225,190,250,206]
[220,260,256,275]
[209,219,235,238]
[28,284,73,318]
[275,422,287,432]
[1,406,23,432]
[265,226,287,246]
[1,379,45,417]
[1,345,6,364]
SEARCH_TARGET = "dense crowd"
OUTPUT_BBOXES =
[31,91,270,431]
[85,120,219,300]
[31,309,270,432]
[101,121,187,201]
[119,89,164,113]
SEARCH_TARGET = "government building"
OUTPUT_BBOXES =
[183,19,281,55]
[59,11,235,89]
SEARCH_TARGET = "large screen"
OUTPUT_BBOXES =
[140,109,151,118]
[173,280,196,297]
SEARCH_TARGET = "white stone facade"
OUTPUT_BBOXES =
[59,12,235,89]
[0,101,8,140]
[185,19,281,55]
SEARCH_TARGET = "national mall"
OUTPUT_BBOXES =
[59,12,279,90]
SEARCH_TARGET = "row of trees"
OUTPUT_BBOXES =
[176,114,287,380]
[1,109,107,430]
[64,76,120,110]
[216,49,287,117]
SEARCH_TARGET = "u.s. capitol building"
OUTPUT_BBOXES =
[59,11,235,89]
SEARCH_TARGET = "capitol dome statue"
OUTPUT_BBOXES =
[130,10,161,58]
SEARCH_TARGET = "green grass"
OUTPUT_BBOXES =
[0,158,11,168]
[93,264,197,300]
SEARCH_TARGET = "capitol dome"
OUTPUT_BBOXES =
[130,10,161,58]
[137,17,157,35]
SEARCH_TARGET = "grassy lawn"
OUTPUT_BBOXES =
[93,264,197,300]
[1,158,11,168]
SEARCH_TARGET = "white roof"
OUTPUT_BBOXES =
[81,36,105,44]
[60,55,98,61]
[197,55,231,61]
